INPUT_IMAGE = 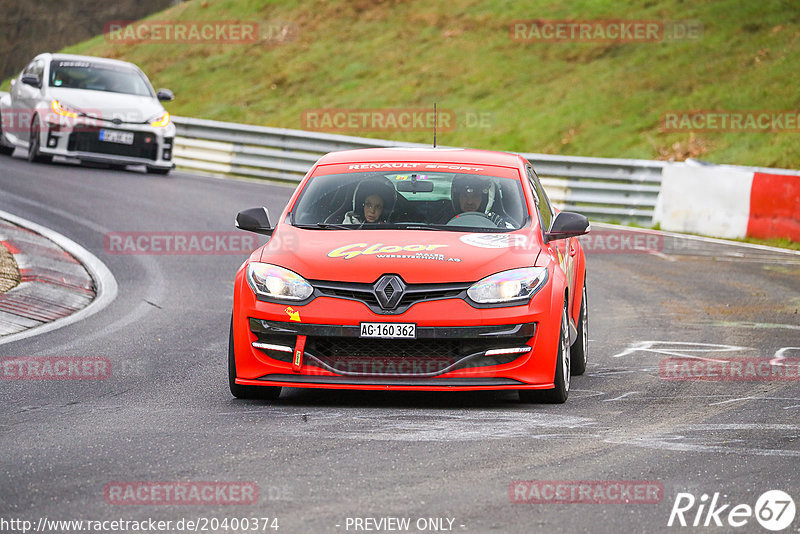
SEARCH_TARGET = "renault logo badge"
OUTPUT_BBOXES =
[373,275,405,310]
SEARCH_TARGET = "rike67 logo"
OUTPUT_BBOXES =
[668,490,796,531]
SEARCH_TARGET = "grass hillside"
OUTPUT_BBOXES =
[7,0,800,168]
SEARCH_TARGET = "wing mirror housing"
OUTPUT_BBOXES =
[21,74,41,88]
[545,211,590,242]
[236,207,273,235]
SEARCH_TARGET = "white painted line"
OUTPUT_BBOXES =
[647,250,677,262]
[0,209,118,347]
[687,423,800,431]
[594,221,800,256]
[611,340,748,362]
[609,436,800,457]
[705,321,800,331]
[603,391,639,402]
[707,396,760,406]
[774,347,800,358]
[706,396,800,408]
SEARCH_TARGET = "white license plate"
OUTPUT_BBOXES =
[360,322,416,339]
[99,129,134,145]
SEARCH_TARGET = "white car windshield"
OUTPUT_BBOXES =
[49,60,154,97]
[292,171,528,231]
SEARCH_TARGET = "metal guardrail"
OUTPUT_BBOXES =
[179,116,668,221]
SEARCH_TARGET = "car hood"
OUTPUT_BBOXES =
[47,88,164,123]
[257,225,542,284]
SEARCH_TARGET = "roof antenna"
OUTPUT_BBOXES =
[433,102,437,148]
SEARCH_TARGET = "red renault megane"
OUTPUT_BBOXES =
[230,147,589,403]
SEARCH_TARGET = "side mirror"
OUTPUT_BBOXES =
[545,211,590,242]
[156,88,174,102]
[21,74,41,88]
[236,207,273,235]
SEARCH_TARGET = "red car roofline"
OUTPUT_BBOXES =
[315,147,527,168]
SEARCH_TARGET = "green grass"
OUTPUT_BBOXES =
[736,236,800,251]
[4,0,800,168]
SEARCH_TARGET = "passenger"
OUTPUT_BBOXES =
[342,179,396,224]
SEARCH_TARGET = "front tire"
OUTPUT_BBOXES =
[27,118,52,164]
[0,110,15,156]
[570,280,588,376]
[228,316,282,400]
[519,300,570,404]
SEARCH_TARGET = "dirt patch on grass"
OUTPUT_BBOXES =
[0,242,20,293]
[656,133,714,161]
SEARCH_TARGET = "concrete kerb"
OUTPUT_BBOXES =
[0,209,118,347]
[592,221,800,258]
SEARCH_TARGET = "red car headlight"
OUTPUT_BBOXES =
[246,262,313,301]
[467,267,548,304]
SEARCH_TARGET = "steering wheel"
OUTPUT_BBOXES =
[446,212,498,228]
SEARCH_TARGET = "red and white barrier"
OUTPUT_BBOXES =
[655,163,800,241]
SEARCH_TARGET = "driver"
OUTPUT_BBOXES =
[453,176,490,214]
[450,175,514,228]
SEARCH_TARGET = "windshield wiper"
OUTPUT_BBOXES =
[393,223,449,231]
[294,223,356,230]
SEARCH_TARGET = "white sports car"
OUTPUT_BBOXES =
[0,53,176,174]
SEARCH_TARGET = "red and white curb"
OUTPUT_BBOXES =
[0,210,117,346]
[655,163,800,241]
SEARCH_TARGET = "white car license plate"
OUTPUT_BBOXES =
[360,322,416,339]
[99,129,134,145]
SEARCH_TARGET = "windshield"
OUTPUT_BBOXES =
[292,170,528,231]
[49,60,154,97]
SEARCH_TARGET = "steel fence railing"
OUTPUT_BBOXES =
[173,116,666,222]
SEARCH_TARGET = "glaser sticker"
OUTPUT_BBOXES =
[328,243,447,260]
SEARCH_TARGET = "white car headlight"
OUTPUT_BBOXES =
[246,263,313,301]
[467,267,548,304]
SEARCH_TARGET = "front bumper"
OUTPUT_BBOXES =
[40,117,175,169]
[232,270,563,391]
